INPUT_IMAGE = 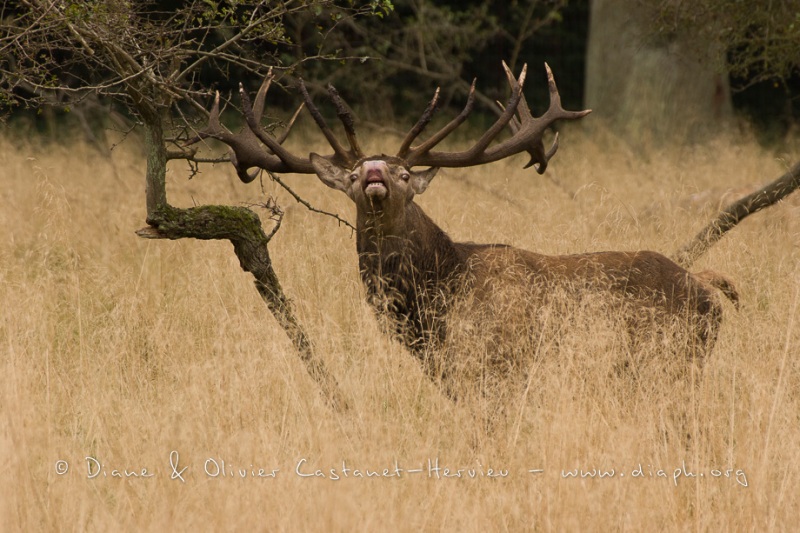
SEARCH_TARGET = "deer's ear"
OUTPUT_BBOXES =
[410,167,439,195]
[310,153,350,193]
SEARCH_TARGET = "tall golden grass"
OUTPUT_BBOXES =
[1,126,798,531]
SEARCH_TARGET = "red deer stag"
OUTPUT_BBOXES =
[192,62,738,397]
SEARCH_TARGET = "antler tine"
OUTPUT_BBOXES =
[524,62,591,174]
[182,90,227,147]
[460,61,526,156]
[541,62,591,123]
[276,102,305,145]
[250,68,304,145]
[207,90,224,132]
[298,79,360,168]
[396,86,441,159]
[407,62,590,173]
[325,84,364,161]
[239,82,314,174]
[180,90,276,182]
[403,79,477,164]
[503,62,532,126]
[231,71,276,182]
[409,66,524,167]
[180,76,317,182]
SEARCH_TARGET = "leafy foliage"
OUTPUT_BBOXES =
[0,0,390,122]
[0,0,577,131]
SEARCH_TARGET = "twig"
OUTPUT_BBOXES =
[267,171,355,232]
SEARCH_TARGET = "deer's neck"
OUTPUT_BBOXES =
[356,201,460,274]
[356,201,465,350]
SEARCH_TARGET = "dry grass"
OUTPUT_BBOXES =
[1,126,798,531]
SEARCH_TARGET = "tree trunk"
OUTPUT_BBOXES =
[137,117,349,411]
[585,0,733,142]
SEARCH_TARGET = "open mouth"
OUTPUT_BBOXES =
[364,170,388,197]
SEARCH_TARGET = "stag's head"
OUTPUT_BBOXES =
[311,154,438,216]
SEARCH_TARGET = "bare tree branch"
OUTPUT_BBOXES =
[268,171,356,232]
[674,160,800,268]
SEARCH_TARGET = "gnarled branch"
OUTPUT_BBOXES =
[140,117,349,411]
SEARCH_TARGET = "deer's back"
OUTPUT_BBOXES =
[461,245,720,317]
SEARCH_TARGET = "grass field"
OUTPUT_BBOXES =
[1,126,798,531]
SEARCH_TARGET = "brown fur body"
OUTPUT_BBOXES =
[359,200,735,377]
[311,156,738,394]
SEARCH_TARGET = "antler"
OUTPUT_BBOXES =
[184,61,587,181]
[186,69,364,181]
[185,70,306,181]
[297,80,364,168]
[399,62,591,174]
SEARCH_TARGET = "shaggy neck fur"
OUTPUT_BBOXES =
[356,200,467,352]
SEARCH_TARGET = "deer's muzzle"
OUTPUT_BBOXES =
[364,167,388,199]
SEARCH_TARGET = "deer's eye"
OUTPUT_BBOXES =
[400,173,410,181]
[349,173,358,182]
